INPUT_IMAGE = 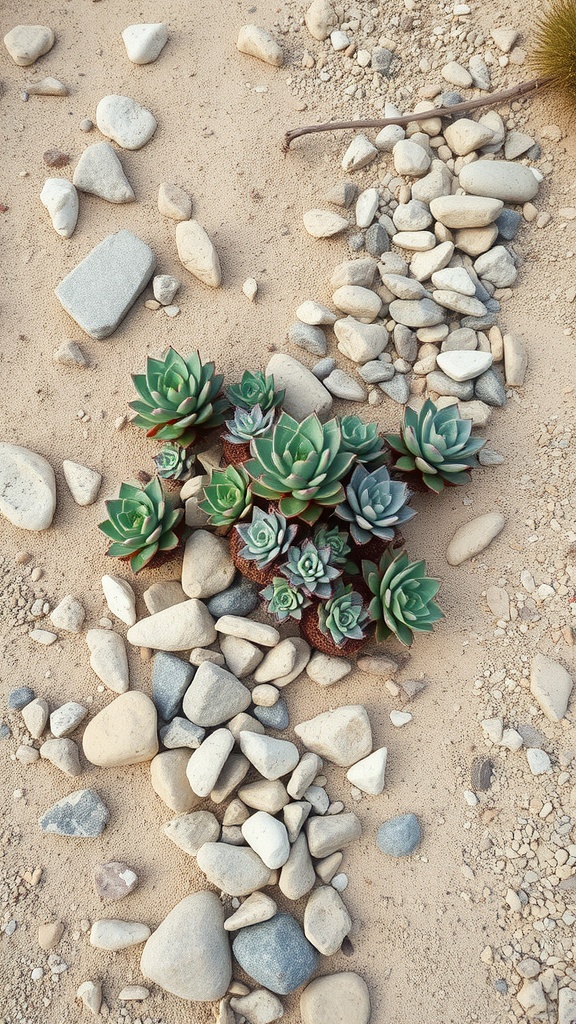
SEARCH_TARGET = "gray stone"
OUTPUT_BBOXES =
[376,812,421,856]
[160,716,205,749]
[304,886,351,955]
[288,322,327,356]
[459,160,539,204]
[325,181,357,207]
[254,700,289,730]
[183,661,250,727]
[474,245,517,288]
[300,973,371,1024]
[306,813,362,858]
[324,370,367,402]
[153,274,180,305]
[446,512,505,565]
[73,142,135,203]
[207,577,259,618]
[379,375,410,404]
[394,324,418,361]
[359,360,394,383]
[389,298,446,327]
[39,789,109,837]
[232,913,318,995]
[40,738,81,776]
[411,160,453,204]
[426,371,473,400]
[381,274,426,300]
[0,443,56,531]
[474,368,507,407]
[197,843,273,896]
[96,95,157,150]
[442,328,477,351]
[365,223,389,257]
[530,654,573,722]
[140,891,231,1001]
[497,208,522,240]
[266,354,332,420]
[55,230,155,339]
[152,652,194,721]
[8,686,35,710]
[163,811,220,856]
[312,357,336,380]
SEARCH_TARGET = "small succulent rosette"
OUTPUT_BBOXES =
[362,548,443,647]
[222,404,276,466]
[199,465,253,530]
[385,399,485,493]
[301,582,371,657]
[226,370,284,414]
[230,507,297,585]
[98,476,183,574]
[280,538,341,599]
[260,576,311,623]
[152,442,195,483]
[338,414,387,467]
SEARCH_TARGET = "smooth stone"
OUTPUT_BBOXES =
[306,813,362,858]
[558,987,576,1024]
[186,729,235,797]
[432,268,476,295]
[426,371,473,400]
[288,322,327,356]
[459,160,539,203]
[50,594,85,632]
[183,661,250,727]
[77,981,102,1015]
[332,285,382,322]
[503,332,527,386]
[355,188,380,228]
[436,350,493,381]
[207,577,259,618]
[287,752,323,801]
[215,615,279,647]
[49,701,87,737]
[118,986,150,1001]
[242,812,290,869]
[474,245,517,289]
[300,972,370,1024]
[62,460,101,505]
[0,443,56,531]
[377,813,421,856]
[530,654,573,722]
[330,258,377,289]
[223,798,250,826]
[278,831,316,900]
[474,368,507,406]
[153,274,180,305]
[325,181,357,207]
[527,748,551,775]
[197,843,272,896]
[25,76,67,94]
[238,780,289,816]
[304,886,351,955]
[444,119,495,156]
[296,300,338,326]
[176,220,221,287]
[56,230,155,338]
[381,273,426,300]
[121,23,168,64]
[324,370,367,402]
[266,354,332,420]
[29,628,57,646]
[96,95,156,150]
[430,195,503,229]
[334,316,388,363]
[446,512,505,565]
[392,230,436,252]
[411,160,453,204]
[254,701,289,730]
[442,328,477,351]
[220,636,264,679]
[4,25,54,65]
[375,123,405,152]
[496,208,522,240]
[127,600,216,651]
[40,737,81,776]
[151,749,199,813]
[305,0,338,40]
[100,575,135,627]
[270,638,310,688]
[303,209,348,238]
[454,224,498,257]
[295,706,372,767]
[283,802,312,844]
[211,753,250,804]
[227,713,266,743]
[83,692,158,767]
[388,298,446,328]
[152,652,194,720]
[359,361,394,384]
[163,810,220,855]
[379,375,410,404]
[230,990,284,1023]
[232,913,318,995]
[393,200,432,232]
[341,135,378,172]
[239,732,299,780]
[73,142,135,203]
[158,182,192,221]
[160,717,205,750]
[53,340,87,367]
[39,789,109,837]
[346,747,388,794]
[182,530,235,599]
[432,290,487,317]
[306,652,352,686]
[410,240,454,282]
[21,698,48,739]
[140,891,231,1000]
[38,921,65,950]
[86,629,128,693]
[392,139,431,177]
[40,179,78,239]
[254,639,298,683]
[237,24,283,65]
[457,399,492,427]
[225,894,277,934]
[442,60,472,87]
[91,919,150,950]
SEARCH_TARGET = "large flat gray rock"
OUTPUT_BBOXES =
[55,230,155,339]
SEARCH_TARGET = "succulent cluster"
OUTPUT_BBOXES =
[363,548,443,647]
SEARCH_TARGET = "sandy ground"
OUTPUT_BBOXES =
[1,1,576,1022]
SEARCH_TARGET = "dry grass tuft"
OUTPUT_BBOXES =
[531,0,576,101]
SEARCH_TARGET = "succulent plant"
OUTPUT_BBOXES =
[260,576,311,623]
[385,399,486,493]
[246,412,355,526]
[235,507,297,569]
[336,464,416,545]
[129,348,229,447]
[99,477,183,574]
[339,415,387,466]
[152,442,195,481]
[199,465,253,528]
[363,548,443,647]
[227,370,284,414]
[313,524,352,567]
[281,539,341,599]
[224,404,275,445]
[318,583,371,647]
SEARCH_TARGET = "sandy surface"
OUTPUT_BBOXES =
[2,1,576,1022]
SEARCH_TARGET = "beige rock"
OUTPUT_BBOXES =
[303,209,349,238]
[163,810,220,855]
[530,654,573,722]
[83,691,158,767]
[305,0,337,40]
[150,750,199,813]
[446,513,505,566]
[266,353,332,420]
[224,892,277,931]
[181,530,235,599]
[4,25,55,66]
[86,628,129,693]
[236,25,283,66]
[176,220,221,287]
[158,182,192,221]
[142,580,187,614]
[127,599,216,651]
[38,920,64,950]
[294,705,372,766]
[300,972,370,1024]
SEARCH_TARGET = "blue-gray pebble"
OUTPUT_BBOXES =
[152,652,194,721]
[474,367,507,407]
[39,789,109,837]
[232,912,318,994]
[496,209,521,241]
[376,813,421,857]
[254,699,289,731]
[8,686,35,710]
[207,576,260,618]
[0,722,11,740]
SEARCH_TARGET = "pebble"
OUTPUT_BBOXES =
[196,842,272,896]
[98,575,135,628]
[38,921,64,950]
[473,367,507,407]
[215,615,279,647]
[0,443,56,531]
[410,240,454,282]
[490,26,518,52]
[239,731,300,780]
[412,161,454,204]
[430,195,502,229]
[53,340,87,368]
[516,979,547,1016]
[127,599,216,651]
[16,744,39,763]
[334,317,388,362]
[186,729,235,796]
[444,119,495,156]
[158,181,192,221]
[62,460,102,506]
[118,986,150,1001]
[40,179,78,239]
[389,298,445,328]
[459,160,539,203]
[474,245,517,288]
[184,659,250,725]
[121,22,168,64]
[40,738,81,776]
[436,350,493,381]
[25,75,68,95]
[526,745,552,775]
[207,577,260,618]
[331,29,349,50]
[325,181,357,207]
[163,810,220,855]
[296,301,338,326]
[243,277,258,301]
[29,628,57,645]
[224,893,277,933]
[485,587,510,622]
[441,60,473,88]
[4,25,54,65]
[281,823,314,886]
[300,972,371,1024]
[304,885,351,955]
[86,628,129,693]
[237,25,283,66]
[77,980,102,1016]
[312,357,335,380]
[242,811,290,869]
[39,789,109,837]
[239,779,289,814]
[176,220,222,287]
[73,142,135,204]
[376,812,421,856]
[50,594,85,633]
[266,353,332,420]
[232,912,318,995]
[332,285,381,322]
[289,322,327,356]
[357,654,398,676]
[469,55,491,90]
[346,747,387,794]
[94,861,138,901]
[140,891,231,1000]
[182,530,235,600]
[303,209,349,238]
[306,813,362,857]
[393,200,432,232]
[9,686,35,710]
[331,258,377,289]
[295,705,372,767]
[446,512,505,565]
[305,0,338,40]
[150,652,193,723]
[160,717,205,749]
[379,375,410,403]
[230,989,284,1024]
[315,852,343,884]
[254,701,290,730]
[153,274,180,305]
[287,752,323,801]
[83,691,158,767]
[219,636,263,679]
[393,230,436,252]
[96,94,157,150]
[393,139,431,177]
[390,710,412,727]
[502,332,527,385]
[530,653,573,722]
[341,134,378,172]
[22,698,49,739]
[228,713,266,742]
[90,919,150,950]
[324,369,367,402]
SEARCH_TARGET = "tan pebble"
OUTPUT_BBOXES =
[144,299,161,310]
[15,551,31,565]
[38,920,64,950]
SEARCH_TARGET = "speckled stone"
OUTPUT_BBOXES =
[254,700,289,730]
[376,813,421,856]
[207,577,260,618]
[152,652,194,721]
[8,686,35,710]
[232,912,318,995]
[39,789,109,837]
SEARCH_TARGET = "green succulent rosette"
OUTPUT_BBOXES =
[99,476,183,574]
[235,507,297,569]
[339,415,387,466]
[385,399,485,493]
[129,348,229,447]
[336,464,415,544]
[318,582,370,647]
[245,411,355,527]
[226,370,284,414]
[199,465,253,528]
[224,404,275,445]
[363,548,443,647]
[260,576,311,622]
[313,524,352,567]
[152,442,195,481]
[281,539,341,599]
